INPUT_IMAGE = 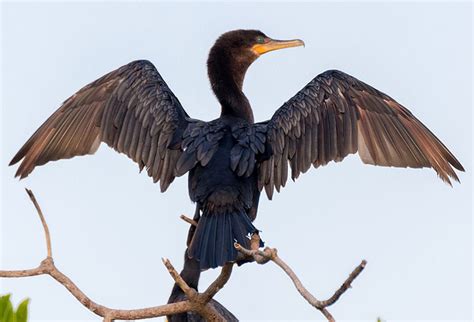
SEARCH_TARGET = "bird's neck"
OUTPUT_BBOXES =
[208,49,255,123]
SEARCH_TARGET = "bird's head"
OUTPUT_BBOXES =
[207,29,304,122]
[209,29,304,69]
[208,30,304,90]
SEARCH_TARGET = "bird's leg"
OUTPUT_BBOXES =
[250,232,262,250]
[235,221,264,267]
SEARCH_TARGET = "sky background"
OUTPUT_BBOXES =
[1,1,472,321]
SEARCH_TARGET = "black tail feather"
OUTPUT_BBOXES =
[189,209,258,269]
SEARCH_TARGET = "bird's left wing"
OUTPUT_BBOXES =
[10,60,199,192]
[258,70,464,199]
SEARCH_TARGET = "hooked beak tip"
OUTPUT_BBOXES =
[252,38,305,55]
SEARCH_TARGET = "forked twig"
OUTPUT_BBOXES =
[1,193,366,322]
[235,236,366,322]
[0,190,229,321]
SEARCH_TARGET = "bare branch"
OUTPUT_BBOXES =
[162,258,229,321]
[162,257,197,300]
[235,243,273,264]
[0,251,197,319]
[25,188,52,258]
[0,189,231,321]
[318,259,367,308]
[2,189,365,321]
[235,236,366,322]
[201,263,233,303]
[0,264,47,278]
[180,214,197,227]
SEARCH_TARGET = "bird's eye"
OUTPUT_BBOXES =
[256,36,265,44]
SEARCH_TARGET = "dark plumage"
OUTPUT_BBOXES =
[9,29,464,270]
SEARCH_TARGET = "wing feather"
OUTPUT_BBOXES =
[258,70,464,198]
[10,60,197,191]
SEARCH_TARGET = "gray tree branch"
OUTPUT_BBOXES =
[235,235,367,322]
[1,193,367,322]
[0,189,231,321]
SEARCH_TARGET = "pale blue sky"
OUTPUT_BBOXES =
[1,1,472,321]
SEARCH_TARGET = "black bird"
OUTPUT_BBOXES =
[9,30,464,269]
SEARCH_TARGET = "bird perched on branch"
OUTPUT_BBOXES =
[10,29,464,270]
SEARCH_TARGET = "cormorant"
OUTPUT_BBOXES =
[9,30,464,270]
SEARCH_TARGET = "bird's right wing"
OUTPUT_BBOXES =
[10,60,197,192]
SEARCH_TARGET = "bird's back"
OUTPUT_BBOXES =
[182,116,264,269]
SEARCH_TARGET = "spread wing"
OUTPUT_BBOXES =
[258,70,464,199]
[10,60,197,192]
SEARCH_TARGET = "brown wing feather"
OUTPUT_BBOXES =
[10,60,194,192]
[259,70,464,199]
